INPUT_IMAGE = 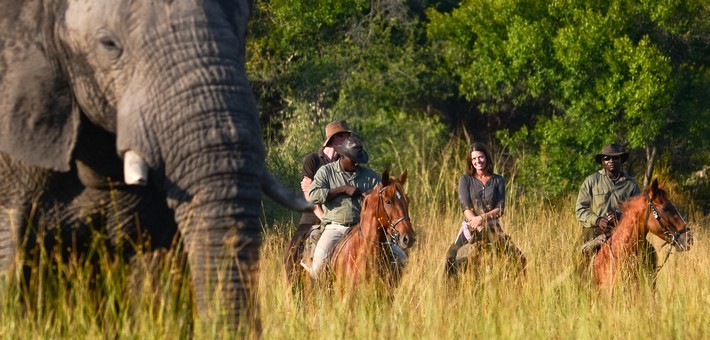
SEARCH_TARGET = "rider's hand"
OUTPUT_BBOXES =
[341,185,362,198]
[467,216,484,232]
[605,211,618,227]
[595,216,610,235]
[301,177,313,193]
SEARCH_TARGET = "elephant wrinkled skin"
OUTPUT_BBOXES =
[0,0,310,332]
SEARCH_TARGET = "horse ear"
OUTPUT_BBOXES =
[381,168,390,185]
[658,179,666,189]
[0,3,79,172]
[651,178,659,195]
[399,170,408,185]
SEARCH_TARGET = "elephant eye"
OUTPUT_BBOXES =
[97,30,123,60]
[100,37,119,50]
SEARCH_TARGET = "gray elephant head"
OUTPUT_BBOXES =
[0,0,309,331]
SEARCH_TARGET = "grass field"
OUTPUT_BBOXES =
[258,191,709,339]
[0,160,707,338]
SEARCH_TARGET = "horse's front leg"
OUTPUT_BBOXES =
[593,247,618,292]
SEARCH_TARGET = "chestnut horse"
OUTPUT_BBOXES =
[593,179,693,291]
[329,169,416,287]
[284,170,416,293]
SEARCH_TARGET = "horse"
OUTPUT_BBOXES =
[329,169,416,288]
[284,169,416,294]
[450,225,527,281]
[593,179,693,292]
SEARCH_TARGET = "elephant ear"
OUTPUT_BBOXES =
[0,3,79,172]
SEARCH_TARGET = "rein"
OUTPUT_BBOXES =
[345,182,409,270]
[643,192,690,283]
[375,182,410,246]
[644,192,690,249]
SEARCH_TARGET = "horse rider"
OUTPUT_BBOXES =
[303,136,406,279]
[284,120,352,278]
[444,142,526,277]
[576,143,641,260]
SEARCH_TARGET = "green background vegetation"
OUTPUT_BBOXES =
[251,0,709,210]
[1,0,708,338]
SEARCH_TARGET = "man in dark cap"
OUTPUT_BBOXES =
[304,136,381,278]
[576,143,641,257]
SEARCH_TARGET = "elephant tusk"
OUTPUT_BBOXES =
[124,150,149,186]
[262,170,313,212]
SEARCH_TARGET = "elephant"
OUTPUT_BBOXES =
[0,0,310,332]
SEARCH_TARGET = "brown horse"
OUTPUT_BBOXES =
[329,170,416,287]
[593,179,693,291]
[284,170,416,293]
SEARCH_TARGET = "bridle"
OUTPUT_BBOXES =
[644,192,691,282]
[375,182,411,246]
[644,192,690,248]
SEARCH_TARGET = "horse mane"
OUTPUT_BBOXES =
[595,182,663,283]
[609,186,654,244]
[615,183,670,236]
[327,182,383,271]
[593,179,692,291]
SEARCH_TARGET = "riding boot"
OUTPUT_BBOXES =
[444,243,460,277]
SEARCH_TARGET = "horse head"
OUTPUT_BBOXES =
[646,179,693,251]
[375,169,416,250]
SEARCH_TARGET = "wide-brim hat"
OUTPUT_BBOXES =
[322,120,352,147]
[334,136,369,164]
[595,143,629,164]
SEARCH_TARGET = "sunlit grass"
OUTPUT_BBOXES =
[1,136,707,338]
[256,135,710,338]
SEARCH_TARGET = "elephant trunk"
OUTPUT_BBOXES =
[176,198,262,330]
[162,94,264,330]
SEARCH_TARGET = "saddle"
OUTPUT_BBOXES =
[299,224,359,269]
[299,224,324,269]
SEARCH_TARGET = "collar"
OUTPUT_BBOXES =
[598,169,630,181]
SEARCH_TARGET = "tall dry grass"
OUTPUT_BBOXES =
[258,137,710,339]
[0,137,707,338]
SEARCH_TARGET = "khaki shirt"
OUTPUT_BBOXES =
[575,170,641,231]
[308,161,380,226]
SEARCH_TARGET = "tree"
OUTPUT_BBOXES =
[427,0,709,196]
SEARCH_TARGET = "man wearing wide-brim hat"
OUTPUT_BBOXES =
[298,120,352,222]
[576,143,641,258]
[304,136,381,278]
[285,120,352,282]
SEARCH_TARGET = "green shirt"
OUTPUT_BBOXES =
[575,170,641,230]
[308,161,381,226]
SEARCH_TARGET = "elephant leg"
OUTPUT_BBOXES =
[0,206,25,279]
[0,153,50,281]
[67,185,177,257]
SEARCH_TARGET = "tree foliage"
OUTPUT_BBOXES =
[427,0,709,196]
[247,0,709,204]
